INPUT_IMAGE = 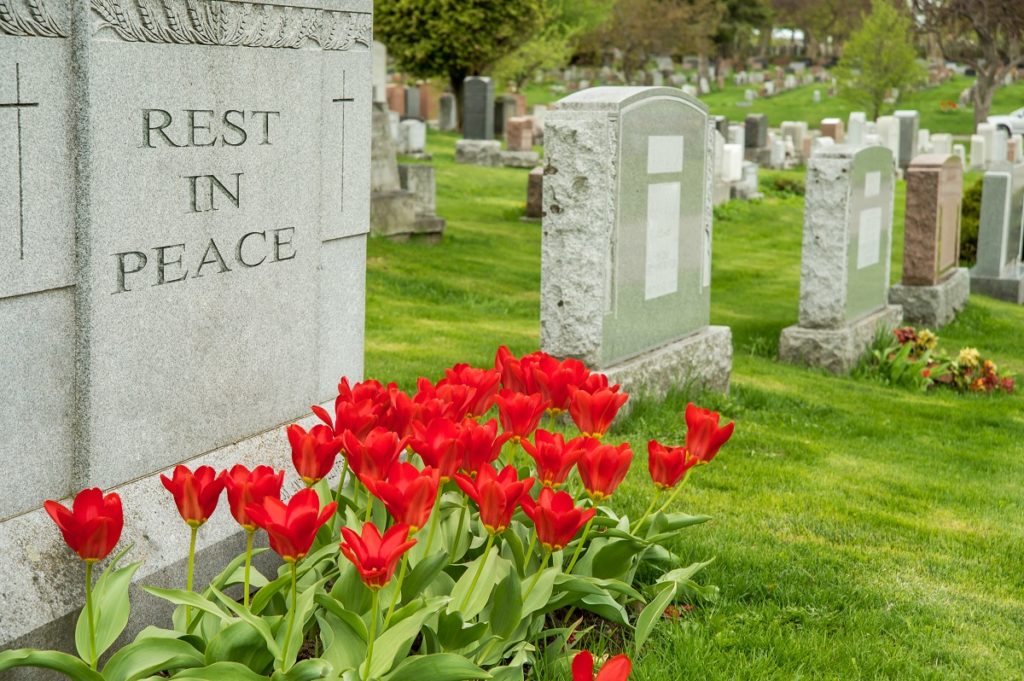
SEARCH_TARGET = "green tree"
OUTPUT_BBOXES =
[835,0,924,120]
[493,0,614,92]
[374,0,544,124]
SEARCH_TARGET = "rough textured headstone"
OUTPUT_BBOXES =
[506,116,535,151]
[525,166,544,219]
[820,117,844,143]
[438,93,457,131]
[1,0,372,652]
[542,87,731,396]
[970,164,1024,303]
[780,146,902,372]
[889,155,970,326]
[744,113,767,148]
[455,139,502,166]
[894,110,919,169]
[463,76,495,140]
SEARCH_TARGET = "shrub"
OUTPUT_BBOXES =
[960,177,984,266]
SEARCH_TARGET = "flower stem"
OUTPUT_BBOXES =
[523,551,550,601]
[185,525,198,628]
[384,551,409,627]
[459,533,496,611]
[366,590,380,678]
[364,494,374,523]
[281,561,298,670]
[656,478,689,516]
[84,561,97,670]
[243,528,254,608]
[449,498,468,562]
[423,493,442,556]
[335,460,350,505]
[566,516,595,574]
[630,488,664,534]
[523,532,537,574]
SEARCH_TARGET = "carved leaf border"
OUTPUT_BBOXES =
[0,0,67,37]
[90,0,371,49]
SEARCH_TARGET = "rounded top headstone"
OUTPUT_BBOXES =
[554,86,707,114]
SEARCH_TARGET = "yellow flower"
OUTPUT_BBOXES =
[958,347,980,368]
[916,329,938,351]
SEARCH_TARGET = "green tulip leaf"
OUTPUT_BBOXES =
[448,547,506,620]
[75,561,142,663]
[316,608,365,673]
[143,586,230,625]
[207,584,282,658]
[204,619,274,672]
[589,538,644,579]
[437,610,488,652]
[169,661,268,680]
[401,551,449,602]
[634,581,676,655]
[271,658,334,680]
[0,649,104,681]
[363,605,436,680]
[487,568,523,639]
[521,567,559,617]
[655,559,716,589]
[273,576,329,671]
[251,572,294,615]
[101,637,204,681]
[382,653,491,681]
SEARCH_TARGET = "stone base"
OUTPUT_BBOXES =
[381,215,446,243]
[889,267,970,327]
[370,192,445,241]
[779,305,903,374]
[969,265,1024,304]
[713,179,731,206]
[0,409,338,667]
[598,326,732,400]
[455,139,502,167]
[500,150,541,168]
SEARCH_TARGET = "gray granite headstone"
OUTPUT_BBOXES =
[542,87,731,396]
[494,94,516,138]
[970,163,1024,303]
[439,93,457,131]
[894,110,919,169]
[745,113,767,148]
[780,145,903,372]
[463,76,494,140]
[404,85,421,120]
[1,0,372,651]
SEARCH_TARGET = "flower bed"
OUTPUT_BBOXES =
[1,347,734,681]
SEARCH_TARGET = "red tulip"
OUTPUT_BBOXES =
[160,465,225,528]
[222,465,285,530]
[572,650,632,681]
[245,488,336,562]
[577,440,633,501]
[532,357,591,414]
[342,427,408,489]
[287,423,343,485]
[340,522,417,590]
[495,346,546,394]
[520,487,596,552]
[370,462,440,532]
[409,417,464,481]
[379,384,416,438]
[569,387,629,439]
[521,430,587,488]
[44,488,123,562]
[314,398,379,440]
[442,364,502,417]
[336,377,386,405]
[454,465,534,535]
[457,418,512,473]
[494,389,549,442]
[684,403,734,464]
[647,440,699,490]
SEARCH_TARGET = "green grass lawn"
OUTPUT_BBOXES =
[368,132,1024,679]
[523,75,1024,135]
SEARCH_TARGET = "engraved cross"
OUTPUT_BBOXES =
[332,70,356,208]
[1,64,38,260]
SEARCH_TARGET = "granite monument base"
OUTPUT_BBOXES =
[889,267,970,327]
[0,411,336,675]
[500,150,541,168]
[455,140,502,167]
[969,265,1024,304]
[779,305,903,374]
[598,326,732,400]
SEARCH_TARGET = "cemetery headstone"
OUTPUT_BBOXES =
[812,89,821,104]
[403,86,421,120]
[398,119,427,156]
[894,110,920,169]
[745,113,768,149]
[970,164,1024,303]
[494,94,517,138]
[976,122,998,165]
[847,112,866,146]
[372,41,387,104]
[386,83,405,115]
[728,123,746,149]
[542,87,732,396]
[820,117,845,143]
[917,129,931,154]
[525,166,544,219]
[781,121,808,162]
[970,135,987,169]
[507,116,535,151]
[722,144,744,182]
[876,116,900,161]
[463,76,495,140]
[931,133,953,156]
[889,155,970,326]
[952,143,967,168]
[780,146,903,372]
[439,93,457,132]
[1,0,373,651]
[1008,136,1023,163]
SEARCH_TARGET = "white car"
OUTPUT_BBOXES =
[988,107,1024,137]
